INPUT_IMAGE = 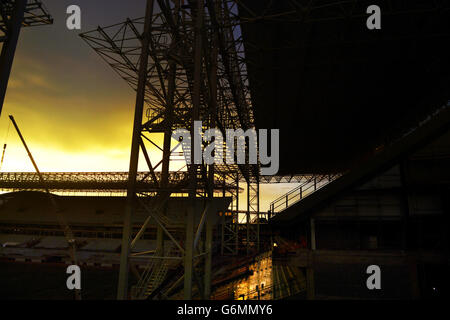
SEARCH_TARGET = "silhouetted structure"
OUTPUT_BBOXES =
[0,0,52,115]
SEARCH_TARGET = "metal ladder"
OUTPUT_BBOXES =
[142,259,170,298]
[132,244,178,300]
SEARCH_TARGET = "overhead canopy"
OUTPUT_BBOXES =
[270,104,450,226]
[239,0,450,174]
[0,191,231,227]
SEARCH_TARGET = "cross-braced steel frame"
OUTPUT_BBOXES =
[219,170,239,255]
[0,0,52,115]
[79,0,399,300]
[0,171,234,193]
[81,0,262,300]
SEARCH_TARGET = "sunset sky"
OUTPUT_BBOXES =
[0,0,298,210]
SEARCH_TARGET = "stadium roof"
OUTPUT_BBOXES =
[0,191,231,227]
[239,0,450,174]
[271,100,450,226]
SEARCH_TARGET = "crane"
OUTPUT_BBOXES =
[8,115,81,300]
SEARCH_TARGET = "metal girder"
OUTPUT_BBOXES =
[245,178,259,254]
[8,115,81,300]
[0,0,52,36]
[0,171,328,192]
[0,0,52,116]
[79,0,262,300]
[220,170,239,255]
[0,171,328,193]
[79,1,259,181]
[76,0,352,299]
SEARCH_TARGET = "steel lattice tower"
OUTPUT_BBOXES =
[81,0,262,300]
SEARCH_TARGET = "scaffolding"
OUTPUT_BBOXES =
[79,0,411,300]
[80,0,263,300]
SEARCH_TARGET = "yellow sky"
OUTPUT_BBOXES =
[0,44,136,172]
[0,8,298,211]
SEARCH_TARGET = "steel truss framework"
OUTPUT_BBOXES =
[76,1,378,299]
[0,0,52,34]
[0,0,52,115]
[0,171,315,192]
[77,0,419,300]
[0,171,316,192]
[80,0,265,300]
[1,0,443,301]
[0,171,315,257]
[246,177,259,254]
[218,170,239,255]
[0,170,319,260]
[0,171,237,193]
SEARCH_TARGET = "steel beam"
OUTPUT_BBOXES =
[0,0,26,116]
[246,177,260,255]
[79,0,266,299]
[0,0,52,116]
[204,207,213,298]
[117,0,155,300]
[184,0,205,299]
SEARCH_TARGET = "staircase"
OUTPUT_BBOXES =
[131,244,178,300]
[142,260,169,298]
[269,174,342,217]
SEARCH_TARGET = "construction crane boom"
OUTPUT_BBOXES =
[8,115,81,300]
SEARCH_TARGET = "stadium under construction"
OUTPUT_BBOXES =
[0,0,449,300]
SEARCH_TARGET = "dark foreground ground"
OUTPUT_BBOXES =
[0,262,118,300]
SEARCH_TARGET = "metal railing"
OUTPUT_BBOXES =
[269,174,342,217]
